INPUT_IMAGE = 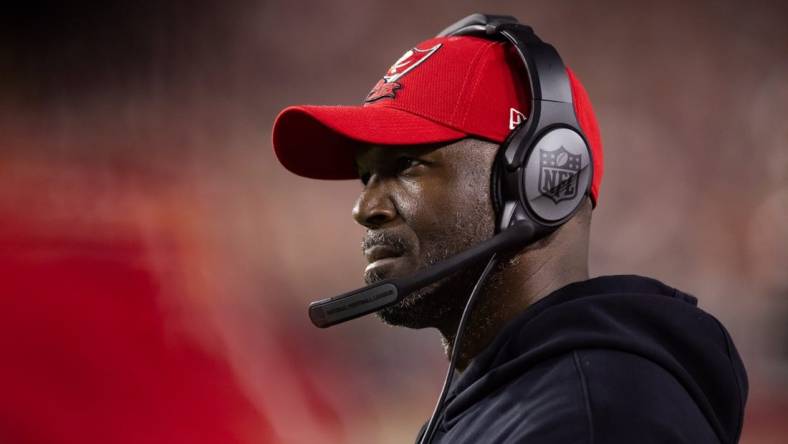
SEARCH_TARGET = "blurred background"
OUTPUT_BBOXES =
[1,0,786,443]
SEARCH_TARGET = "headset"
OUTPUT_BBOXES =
[306,13,593,443]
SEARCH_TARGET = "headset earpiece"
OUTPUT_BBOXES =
[519,127,592,224]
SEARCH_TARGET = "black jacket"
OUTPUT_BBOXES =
[420,275,748,444]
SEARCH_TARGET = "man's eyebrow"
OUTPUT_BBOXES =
[354,147,437,171]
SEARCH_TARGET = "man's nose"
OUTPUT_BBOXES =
[352,182,396,228]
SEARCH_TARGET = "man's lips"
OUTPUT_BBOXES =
[364,245,403,263]
[361,233,410,279]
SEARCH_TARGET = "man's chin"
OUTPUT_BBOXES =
[374,280,460,329]
[371,257,492,330]
[375,292,432,329]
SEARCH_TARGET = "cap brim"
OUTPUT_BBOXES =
[272,105,467,180]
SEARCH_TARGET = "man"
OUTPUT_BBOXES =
[271,15,747,444]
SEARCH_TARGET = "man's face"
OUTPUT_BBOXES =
[353,138,498,328]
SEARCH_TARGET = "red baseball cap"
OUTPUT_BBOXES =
[272,35,603,205]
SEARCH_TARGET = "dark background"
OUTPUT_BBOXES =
[2,1,787,442]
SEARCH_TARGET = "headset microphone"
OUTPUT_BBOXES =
[308,222,544,328]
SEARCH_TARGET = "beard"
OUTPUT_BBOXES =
[364,213,494,329]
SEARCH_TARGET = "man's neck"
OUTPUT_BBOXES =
[439,239,590,371]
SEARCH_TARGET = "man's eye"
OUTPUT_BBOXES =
[396,157,423,173]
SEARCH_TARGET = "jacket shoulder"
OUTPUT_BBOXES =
[438,349,720,444]
[576,349,720,444]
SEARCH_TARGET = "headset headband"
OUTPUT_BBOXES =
[437,14,572,105]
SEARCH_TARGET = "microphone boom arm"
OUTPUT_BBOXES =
[308,223,537,328]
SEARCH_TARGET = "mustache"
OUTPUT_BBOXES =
[361,231,409,255]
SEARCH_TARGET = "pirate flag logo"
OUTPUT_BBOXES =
[365,44,441,103]
[538,146,582,204]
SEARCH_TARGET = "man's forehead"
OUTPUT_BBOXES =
[353,138,500,171]
[356,143,442,160]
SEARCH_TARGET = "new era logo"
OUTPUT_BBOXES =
[509,108,526,130]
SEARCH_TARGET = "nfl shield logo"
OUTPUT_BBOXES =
[538,146,582,203]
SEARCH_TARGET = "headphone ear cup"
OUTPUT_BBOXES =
[520,127,592,224]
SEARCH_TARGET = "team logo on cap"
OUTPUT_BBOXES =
[539,146,582,203]
[365,43,441,103]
